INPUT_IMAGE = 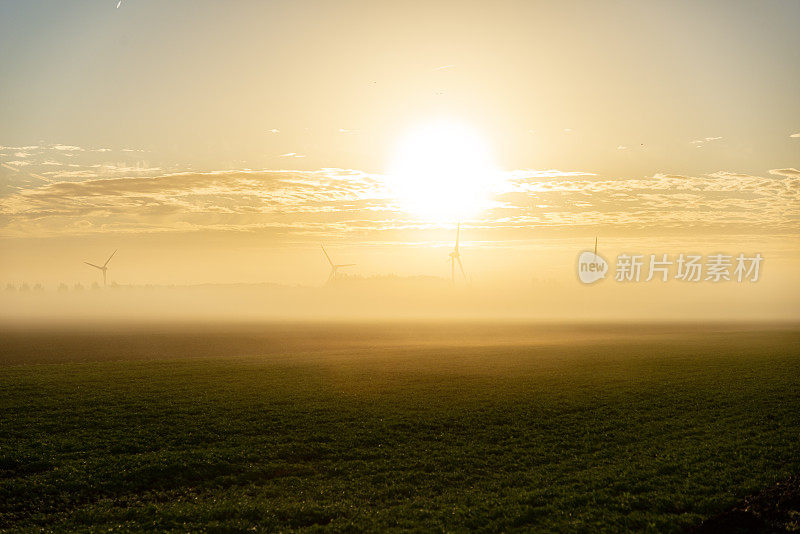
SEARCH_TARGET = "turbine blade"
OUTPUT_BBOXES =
[104,249,117,267]
[455,223,460,250]
[84,262,103,270]
[458,257,466,281]
[321,245,334,266]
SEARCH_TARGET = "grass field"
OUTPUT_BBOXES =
[1,323,798,532]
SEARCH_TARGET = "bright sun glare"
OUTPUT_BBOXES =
[389,120,498,222]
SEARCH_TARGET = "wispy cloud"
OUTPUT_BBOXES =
[0,145,39,151]
[769,168,800,178]
[1,166,796,239]
[0,143,169,197]
[52,144,84,152]
[279,153,306,158]
[1,163,21,172]
[790,132,800,138]
[0,169,388,229]
[691,136,723,147]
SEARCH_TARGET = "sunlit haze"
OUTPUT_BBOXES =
[0,0,798,321]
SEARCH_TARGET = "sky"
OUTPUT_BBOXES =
[0,0,798,316]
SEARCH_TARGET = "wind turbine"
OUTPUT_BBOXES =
[448,223,466,284]
[594,236,598,260]
[321,245,354,285]
[84,249,116,287]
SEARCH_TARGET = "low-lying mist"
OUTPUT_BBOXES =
[1,273,795,325]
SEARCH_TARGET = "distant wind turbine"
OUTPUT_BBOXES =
[84,249,116,287]
[448,223,466,284]
[321,245,354,285]
[594,236,598,259]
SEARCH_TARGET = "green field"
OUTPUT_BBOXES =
[1,323,798,532]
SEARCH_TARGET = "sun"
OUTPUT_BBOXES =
[388,120,498,222]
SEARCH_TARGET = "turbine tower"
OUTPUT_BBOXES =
[321,245,354,285]
[84,249,116,287]
[448,223,466,284]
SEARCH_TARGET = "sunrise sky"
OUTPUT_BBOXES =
[0,0,798,300]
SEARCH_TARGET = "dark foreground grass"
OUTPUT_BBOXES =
[0,323,798,532]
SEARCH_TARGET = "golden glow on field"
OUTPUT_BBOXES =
[389,120,498,222]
